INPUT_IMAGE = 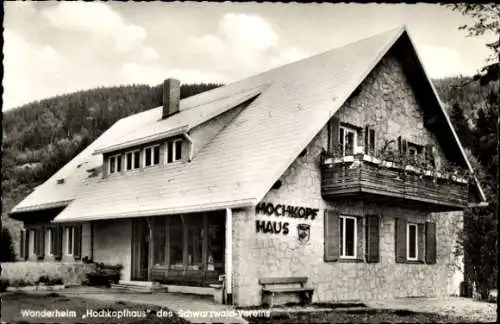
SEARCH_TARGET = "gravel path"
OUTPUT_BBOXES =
[365,297,497,322]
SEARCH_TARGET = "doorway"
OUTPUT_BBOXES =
[131,218,150,281]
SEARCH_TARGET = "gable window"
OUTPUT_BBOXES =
[126,150,141,171]
[339,215,357,258]
[166,139,182,164]
[407,223,418,261]
[109,154,122,174]
[339,126,357,156]
[66,226,75,256]
[144,145,160,167]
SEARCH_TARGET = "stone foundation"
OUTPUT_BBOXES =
[0,261,95,286]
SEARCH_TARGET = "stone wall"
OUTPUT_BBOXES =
[0,261,95,286]
[231,53,463,306]
[92,218,132,281]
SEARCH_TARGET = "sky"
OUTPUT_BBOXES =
[2,2,495,111]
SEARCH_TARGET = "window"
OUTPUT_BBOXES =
[46,228,52,256]
[66,226,75,256]
[109,154,122,174]
[29,229,36,256]
[364,126,376,155]
[407,223,418,261]
[339,216,357,258]
[126,150,141,171]
[144,145,160,167]
[166,139,182,164]
[339,126,357,156]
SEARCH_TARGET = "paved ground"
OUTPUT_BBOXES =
[365,296,497,322]
[59,287,248,324]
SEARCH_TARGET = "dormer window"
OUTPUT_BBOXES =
[109,154,122,174]
[144,145,160,168]
[166,139,182,164]
[126,150,141,171]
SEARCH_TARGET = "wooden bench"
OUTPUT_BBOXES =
[259,277,314,307]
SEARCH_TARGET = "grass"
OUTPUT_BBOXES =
[0,292,190,323]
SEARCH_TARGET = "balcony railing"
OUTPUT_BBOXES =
[321,154,470,211]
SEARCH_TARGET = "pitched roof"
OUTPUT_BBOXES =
[10,26,486,222]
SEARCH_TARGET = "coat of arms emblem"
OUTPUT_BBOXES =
[297,223,311,243]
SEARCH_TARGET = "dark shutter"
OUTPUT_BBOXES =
[364,125,369,154]
[365,215,380,263]
[425,222,437,264]
[356,217,363,260]
[395,218,407,263]
[425,144,435,168]
[20,230,25,259]
[25,230,30,260]
[74,225,82,260]
[418,223,425,262]
[329,117,340,154]
[369,129,376,155]
[397,136,408,159]
[55,226,63,259]
[324,209,340,262]
[37,227,45,260]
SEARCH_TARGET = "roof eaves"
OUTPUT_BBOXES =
[52,198,258,223]
[404,29,488,203]
[10,199,73,215]
[93,125,189,155]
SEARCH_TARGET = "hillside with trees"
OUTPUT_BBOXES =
[1,82,222,259]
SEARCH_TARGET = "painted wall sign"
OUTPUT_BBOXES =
[255,202,319,221]
[256,220,289,235]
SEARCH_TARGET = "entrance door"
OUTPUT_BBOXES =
[131,219,150,281]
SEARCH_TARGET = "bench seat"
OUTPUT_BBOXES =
[263,287,314,293]
[259,277,314,307]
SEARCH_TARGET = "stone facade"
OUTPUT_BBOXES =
[231,53,463,306]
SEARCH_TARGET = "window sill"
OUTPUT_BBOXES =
[405,260,425,264]
[339,258,364,263]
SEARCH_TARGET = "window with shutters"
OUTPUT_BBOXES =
[46,228,53,257]
[339,126,358,156]
[407,223,418,261]
[340,215,357,258]
[364,126,376,155]
[66,226,75,256]
[28,229,36,256]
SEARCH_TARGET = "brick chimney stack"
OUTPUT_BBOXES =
[162,78,180,119]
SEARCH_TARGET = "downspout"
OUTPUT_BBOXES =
[183,133,194,162]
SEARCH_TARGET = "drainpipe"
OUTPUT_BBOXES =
[183,133,194,162]
[225,208,233,305]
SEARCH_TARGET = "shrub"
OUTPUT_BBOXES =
[0,278,9,292]
[0,228,16,262]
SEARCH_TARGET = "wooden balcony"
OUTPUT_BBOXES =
[321,155,469,212]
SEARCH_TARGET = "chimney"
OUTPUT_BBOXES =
[162,78,180,118]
